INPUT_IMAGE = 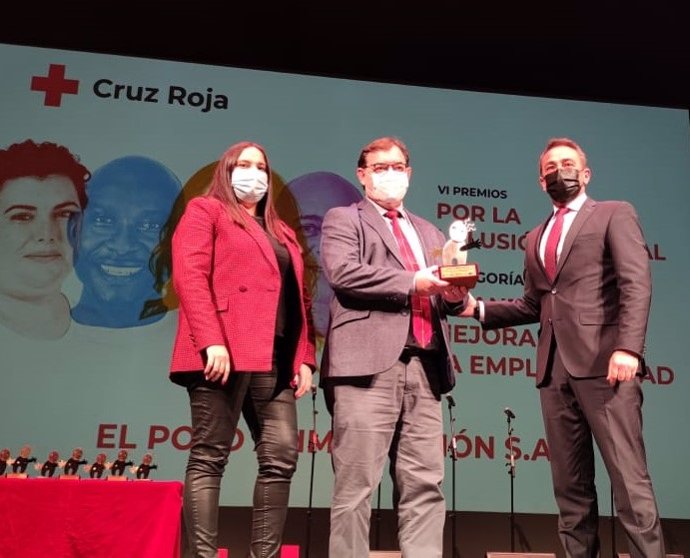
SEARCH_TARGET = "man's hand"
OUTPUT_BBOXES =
[414,265,450,296]
[204,345,231,385]
[442,284,468,303]
[459,292,477,317]
[607,350,640,386]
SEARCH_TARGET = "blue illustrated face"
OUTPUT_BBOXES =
[72,156,180,328]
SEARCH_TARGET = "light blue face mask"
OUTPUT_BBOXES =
[231,167,268,203]
[370,169,409,204]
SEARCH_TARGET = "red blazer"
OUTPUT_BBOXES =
[169,196,316,375]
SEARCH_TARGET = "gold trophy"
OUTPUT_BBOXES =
[439,219,480,288]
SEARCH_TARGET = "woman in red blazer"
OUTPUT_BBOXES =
[170,141,316,558]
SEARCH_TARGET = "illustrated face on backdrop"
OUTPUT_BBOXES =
[117,450,128,461]
[1,449,10,461]
[96,453,106,464]
[0,176,81,300]
[19,445,31,458]
[48,451,59,463]
[356,146,412,211]
[71,448,83,460]
[283,172,362,336]
[72,156,181,327]
[142,453,153,465]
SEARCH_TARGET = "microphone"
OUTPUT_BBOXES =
[504,407,515,420]
[446,395,456,408]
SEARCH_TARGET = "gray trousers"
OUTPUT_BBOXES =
[329,354,446,558]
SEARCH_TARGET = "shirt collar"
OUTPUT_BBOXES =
[367,197,408,219]
[552,192,587,215]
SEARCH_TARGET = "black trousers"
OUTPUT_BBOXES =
[540,346,665,558]
[183,358,298,558]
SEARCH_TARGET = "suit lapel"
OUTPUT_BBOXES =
[245,217,279,273]
[536,215,551,278]
[407,211,433,265]
[557,198,596,276]
[358,199,406,268]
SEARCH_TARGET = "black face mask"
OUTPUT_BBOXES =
[544,168,581,204]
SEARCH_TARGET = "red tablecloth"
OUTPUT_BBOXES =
[0,477,183,558]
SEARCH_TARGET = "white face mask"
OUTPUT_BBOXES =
[231,167,268,204]
[369,170,409,205]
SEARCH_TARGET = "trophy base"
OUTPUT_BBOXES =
[439,263,479,288]
[59,474,80,480]
[6,473,28,479]
[107,475,127,481]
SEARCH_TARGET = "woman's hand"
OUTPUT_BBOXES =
[291,364,313,398]
[204,345,231,385]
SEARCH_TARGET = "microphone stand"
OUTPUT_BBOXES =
[610,485,616,558]
[373,483,382,550]
[505,411,516,553]
[447,396,459,558]
[305,386,318,558]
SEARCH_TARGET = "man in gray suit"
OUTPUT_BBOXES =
[464,137,665,557]
[320,136,467,557]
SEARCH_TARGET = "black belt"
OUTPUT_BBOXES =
[400,346,438,362]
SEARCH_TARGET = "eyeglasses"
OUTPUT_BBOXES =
[366,162,408,174]
[542,160,577,174]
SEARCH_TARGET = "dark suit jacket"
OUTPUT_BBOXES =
[320,199,463,394]
[483,197,651,385]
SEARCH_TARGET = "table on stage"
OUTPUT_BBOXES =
[0,476,183,557]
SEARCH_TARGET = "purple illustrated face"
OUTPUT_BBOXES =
[284,172,362,337]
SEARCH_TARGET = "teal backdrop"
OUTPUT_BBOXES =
[1,42,689,518]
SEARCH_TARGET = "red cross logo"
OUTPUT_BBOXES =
[30,64,80,107]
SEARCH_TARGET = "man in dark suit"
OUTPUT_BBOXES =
[464,137,665,557]
[320,136,467,557]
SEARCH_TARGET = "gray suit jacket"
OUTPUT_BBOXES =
[483,197,651,385]
[319,199,462,393]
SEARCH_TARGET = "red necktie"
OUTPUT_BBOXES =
[544,207,569,282]
[385,210,433,347]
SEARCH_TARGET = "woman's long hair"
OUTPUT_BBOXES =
[206,141,287,243]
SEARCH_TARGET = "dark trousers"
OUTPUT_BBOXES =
[183,367,298,558]
[540,347,665,558]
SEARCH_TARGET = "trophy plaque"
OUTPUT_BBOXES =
[39,451,60,478]
[61,447,87,479]
[7,445,36,478]
[0,448,11,476]
[88,453,108,479]
[439,219,480,288]
[108,449,133,481]
[134,453,158,481]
